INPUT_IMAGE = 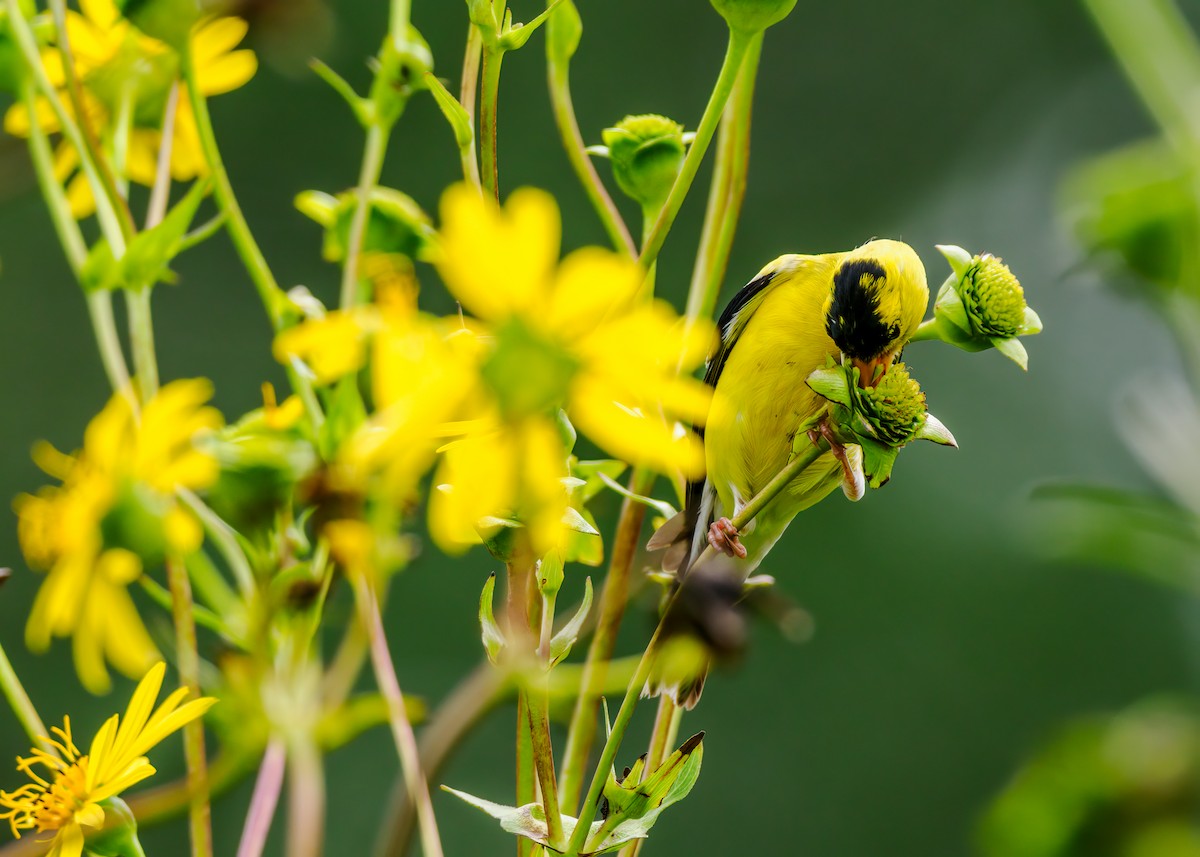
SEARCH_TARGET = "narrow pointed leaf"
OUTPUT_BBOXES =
[479,572,506,664]
[915,413,958,447]
[549,576,592,665]
[992,335,1029,370]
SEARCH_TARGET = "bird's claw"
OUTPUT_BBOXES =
[809,419,859,489]
[708,517,747,559]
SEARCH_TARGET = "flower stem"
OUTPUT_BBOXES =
[373,664,508,857]
[340,122,391,309]
[527,590,565,849]
[638,28,751,272]
[237,738,287,857]
[506,558,535,857]
[355,576,445,857]
[19,78,134,403]
[180,48,323,430]
[285,736,324,857]
[546,29,636,257]
[0,642,49,750]
[557,468,653,813]
[128,288,159,401]
[685,31,763,322]
[167,557,214,857]
[458,24,483,188]
[480,44,504,201]
[146,83,180,230]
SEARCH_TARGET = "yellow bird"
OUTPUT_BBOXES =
[649,239,929,705]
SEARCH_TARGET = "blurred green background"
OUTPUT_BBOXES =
[0,1,1194,855]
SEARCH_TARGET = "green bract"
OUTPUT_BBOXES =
[806,358,956,488]
[598,114,688,211]
[295,187,436,264]
[919,244,1043,370]
[709,0,798,33]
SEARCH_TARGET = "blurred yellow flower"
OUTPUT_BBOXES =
[16,379,223,694]
[435,184,713,477]
[0,662,215,857]
[3,0,256,218]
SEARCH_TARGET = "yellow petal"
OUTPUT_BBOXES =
[194,50,257,96]
[126,130,161,187]
[544,247,642,339]
[435,184,560,321]
[53,822,85,857]
[66,172,97,220]
[75,802,104,830]
[4,96,59,137]
[80,0,119,30]
[190,16,249,63]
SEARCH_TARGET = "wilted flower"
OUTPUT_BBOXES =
[0,661,215,857]
[16,379,222,693]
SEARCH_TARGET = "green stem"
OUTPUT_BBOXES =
[0,642,50,749]
[128,288,159,400]
[355,577,444,857]
[546,31,636,257]
[20,78,134,403]
[638,28,751,271]
[527,590,564,849]
[515,694,535,857]
[177,488,256,597]
[180,49,286,328]
[167,557,214,857]
[459,24,483,188]
[389,0,411,39]
[564,441,828,856]
[340,123,391,309]
[285,736,324,857]
[557,468,653,813]
[145,83,180,230]
[480,45,504,201]
[685,32,763,322]
[373,664,508,857]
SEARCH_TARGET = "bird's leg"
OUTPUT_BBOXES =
[707,517,747,559]
[808,418,859,489]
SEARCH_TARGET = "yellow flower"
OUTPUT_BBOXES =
[17,379,223,693]
[3,0,256,218]
[0,662,215,857]
[435,184,713,477]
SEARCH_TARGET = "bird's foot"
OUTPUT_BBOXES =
[808,419,859,490]
[707,517,747,559]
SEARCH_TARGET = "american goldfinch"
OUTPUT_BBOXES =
[648,239,928,705]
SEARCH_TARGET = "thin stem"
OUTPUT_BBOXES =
[237,738,287,857]
[557,468,653,812]
[389,0,411,39]
[177,488,256,597]
[128,288,159,400]
[526,691,565,847]
[638,28,751,272]
[355,576,445,857]
[146,83,180,230]
[479,45,504,201]
[285,737,324,857]
[46,0,135,241]
[459,25,483,188]
[340,123,391,309]
[515,695,535,857]
[167,557,214,857]
[21,77,134,402]
[0,643,50,749]
[685,32,763,322]
[374,664,507,857]
[177,214,229,254]
[546,34,636,257]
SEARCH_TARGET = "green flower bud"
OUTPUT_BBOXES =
[369,25,433,127]
[961,255,1027,338]
[709,0,797,34]
[101,481,170,566]
[855,362,927,446]
[295,187,436,264]
[86,798,147,857]
[601,114,687,211]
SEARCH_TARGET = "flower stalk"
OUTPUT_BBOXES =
[237,738,287,857]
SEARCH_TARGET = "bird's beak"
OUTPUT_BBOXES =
[851,352,895,388]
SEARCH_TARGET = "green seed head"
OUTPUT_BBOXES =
[857,362,927,446]
[602,114,687,211]
[962,255,1026,338]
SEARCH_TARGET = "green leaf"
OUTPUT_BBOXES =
[478,515,523,563]
[317,375,367,459]
[295,190,339,227]
[118,178,212,292]
[933,281,974,336]
[1022,305,1044,335]
[562,505,599,536]
[538,550,565,597]
[935,243,973,279]
[499,0,566,51]
[549,576,592,666]
[596,472,676,520]
[571,459,628,505]
[564,507,604,566]
[479,572,506,664]
[424,71,474,149]
[81,239,119,293]
[856,435,900,488]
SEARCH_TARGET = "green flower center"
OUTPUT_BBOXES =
[963,256,1026,338]
[857,362,927,445]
